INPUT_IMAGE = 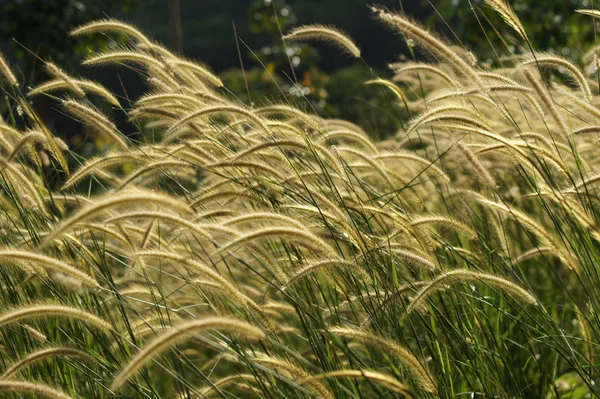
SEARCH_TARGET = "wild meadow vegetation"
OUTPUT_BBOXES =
[2,2,600,398]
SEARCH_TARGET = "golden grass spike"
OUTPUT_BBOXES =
[411,214,478,239]
[196,374,258,397]
[456,141,496,187]
[484,0,528,41]
[253,355,335,399]
[365,78,409,108]
[521,54,592,102]
[110,317,264,391]
[62,100,128,149]
[83,51,164,69]
[320,130,378,154]
[0,250,99,288]
[71,19,153,47]
[0,304,111,332]
[523,69,569,136]
[223,212,310,232]
[105,210,212,240]
[1,347,95,378]
[571,126,600,136]
[7,131,47,161]
[167,59,223,87]
[407,269,537,314]
[576,9,600,19]
[0,380,74,399]
[283,24,361,58]
[45,62,85,98]
[168,104,272,136]
[22,324,47,342]
[304,369,415,397]
[29,78,120,106]
[0,53,18,86]
[40,190,190,248]
[329,326,436,392]
[214,227,338,258]
[283,259,373,288]
[135,250,280,320]
[116,159,193,190]
[476,197,563,252]
[390,62,458,88]
[373,6,479,84]
[62,152,142,190]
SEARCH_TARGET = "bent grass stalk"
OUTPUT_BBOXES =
[110,317,264,391]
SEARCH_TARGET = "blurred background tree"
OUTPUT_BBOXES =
[0,0,138,82]
[0,0,597,140]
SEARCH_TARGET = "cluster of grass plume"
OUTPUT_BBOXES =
[2,2,600,397]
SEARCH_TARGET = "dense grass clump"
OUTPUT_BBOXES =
[1,3,600,398]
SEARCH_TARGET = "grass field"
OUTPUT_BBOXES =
[0,3,598,398]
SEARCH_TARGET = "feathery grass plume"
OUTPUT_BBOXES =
[222,212,311,232]
[62,152,142,190]
[319,130,378,154]
[116,159,194,190]
[521,54,592,102]
[0,159,46,210]
[414,113,491,133]
[166,59,223,87]
[214,227,338,258]
[0,381,74,399]
[21,324,47,342]
[376,152,450,182]
[7,131,47,161]
[365,78,409,108]
[110,317,264,391]
[193,374,259,397]
[456,141,496,187]
[207,160,286,181]
[406,105,481,134]
[45,62,85,98]
[484,0,529,41]
[0,303,111,332]
[253,355,335,399]
[305,369,415,397]
[135,92,206,109]
[0,250,99,288]
[168,104,272,137]
[522,69,569,136]
[29,78,120,106]
[376,247,438,271]
[516,246,553,263]
[1,347,95,378]
[135,250,280,323]
[571,125,600,136]
[283,24,360,58]
[411,214,478,239]
[71,19,153,47]
[476,197,564,253]
[62,100,128,149]
[407,269,537,314]
[0,53,17,86]
[565,173,600,193]
[335,146,394,187]
[83,50,165,69]
[373,6,479,84]
[40,190,190,248]
[105,210,212,240]
[329,326,436,392]
[390,62,458,88]
[283,258,373,288]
